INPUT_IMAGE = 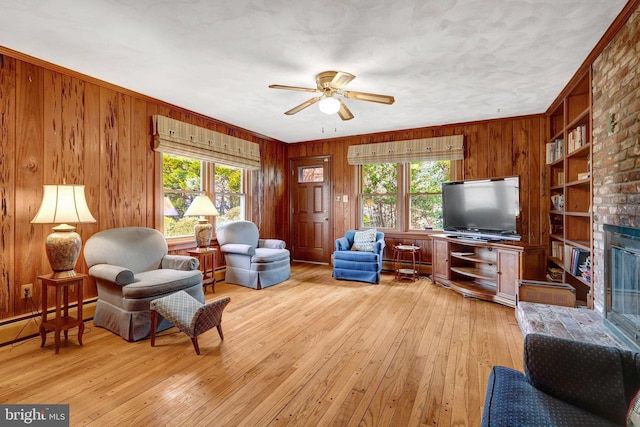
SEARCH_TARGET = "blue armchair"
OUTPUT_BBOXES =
[332,230,385,284]
[482,333,640,426]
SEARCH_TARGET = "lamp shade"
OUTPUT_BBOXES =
[31,185,96,278]
[319,97,341,115]
[31,185,96,224]
[184,195,219,217]
[184,195,219,248]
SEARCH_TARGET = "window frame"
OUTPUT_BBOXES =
[157,152,250,244]
[357,160,461,233]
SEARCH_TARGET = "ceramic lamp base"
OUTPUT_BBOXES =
[194,220,213,248]
[45,224,81,278]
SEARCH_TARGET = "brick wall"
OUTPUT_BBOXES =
[591,6,640,313]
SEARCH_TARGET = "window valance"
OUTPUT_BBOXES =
[347,135,464,165]
[152,115,261,170]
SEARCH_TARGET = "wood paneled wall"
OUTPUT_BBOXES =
[285,116,546,263]
[0,50,286,320]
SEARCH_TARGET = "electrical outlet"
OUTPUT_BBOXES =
[21,284,33,299]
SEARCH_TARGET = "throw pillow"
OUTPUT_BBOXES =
[628,389,640,427]
[351,229,377,252]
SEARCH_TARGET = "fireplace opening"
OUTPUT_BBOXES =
[605,224,640,350]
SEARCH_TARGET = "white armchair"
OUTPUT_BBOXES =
[84,227,204,341]
[217,221,290,289]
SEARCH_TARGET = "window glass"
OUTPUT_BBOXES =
[359,160,451,231]
[298,166,324,183]
[361,163,397,229]
[409,160,450,230]
[214,164,244,227]
[163,153,202,238]
[162,155,247,237]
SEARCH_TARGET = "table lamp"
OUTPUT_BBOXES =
[31,185,96,278]
[184,194,219,248]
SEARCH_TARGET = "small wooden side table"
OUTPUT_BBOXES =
[38,273,86,354]
[393,245,421,281]
[188,248,217,293]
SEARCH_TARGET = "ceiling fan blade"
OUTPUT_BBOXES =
[284,97,321,115]
[343,91,395,105]
[269,84,318,93]
[330,71,356,89]
[337,99,354,121]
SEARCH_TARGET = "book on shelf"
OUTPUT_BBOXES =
[578,255,591,283]
[567,125,587,154]
[563,245,590,278]
[551,241,564,259]
[546,138,564,164]
[563,244,574,272]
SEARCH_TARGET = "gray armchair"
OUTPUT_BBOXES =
[84,227,204,341]
[217,220,290,289]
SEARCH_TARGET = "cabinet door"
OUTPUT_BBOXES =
[432,239,450,280]
[496,249,520,300]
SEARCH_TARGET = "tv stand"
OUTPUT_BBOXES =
[431,234,545,308]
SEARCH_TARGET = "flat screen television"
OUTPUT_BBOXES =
[442,176,521,241]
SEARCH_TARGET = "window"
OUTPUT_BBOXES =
[298,166,324,183]
[362,163,398,229]
[162,153,247,238]
[409,161,450,230]
[359,160,452,231]
[214,164,244,227]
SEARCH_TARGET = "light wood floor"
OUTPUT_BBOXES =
[0,263,524,426]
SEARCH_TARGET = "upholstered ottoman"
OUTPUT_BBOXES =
[150,291,230,355]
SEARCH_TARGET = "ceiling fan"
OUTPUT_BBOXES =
[268,71,395,121]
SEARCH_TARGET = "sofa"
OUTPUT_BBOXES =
[482,333,640,426]
[333,229,385,284]
[84,227,204,341]
[217,220,290,289]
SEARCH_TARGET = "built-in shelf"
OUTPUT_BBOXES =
[545,70,593,307]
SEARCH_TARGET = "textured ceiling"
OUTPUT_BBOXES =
[0,0,628,143]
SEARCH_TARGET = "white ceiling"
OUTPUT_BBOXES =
[0,0,628,143]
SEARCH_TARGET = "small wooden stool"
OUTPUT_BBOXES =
[150,291,230,355]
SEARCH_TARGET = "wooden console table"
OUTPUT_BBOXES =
[38,273,86,354]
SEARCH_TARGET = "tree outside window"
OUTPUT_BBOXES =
[214,164,244,227]
[163,153,201,237]
[409,160,450,230]
[360,160,450,231]
[162,154,246,237]
[362,163,397,228]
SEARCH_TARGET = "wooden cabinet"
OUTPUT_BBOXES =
[431,235,545,308]
[545,70,593,307]
[432,238,450,281]
[496,249,519,300]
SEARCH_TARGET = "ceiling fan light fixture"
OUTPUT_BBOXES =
[319,97,340,115]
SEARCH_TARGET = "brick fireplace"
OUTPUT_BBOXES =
[591,6,640,319]
[604,224,640,347]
